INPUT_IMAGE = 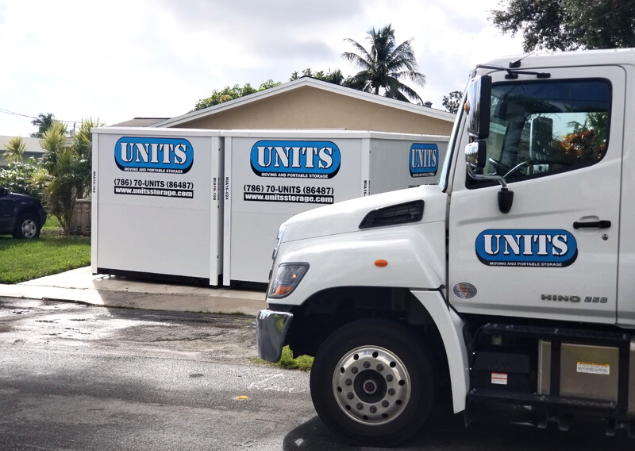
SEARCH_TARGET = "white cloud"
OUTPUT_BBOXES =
[0,0,523,136]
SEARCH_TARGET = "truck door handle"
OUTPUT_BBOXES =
[573,220,611,229]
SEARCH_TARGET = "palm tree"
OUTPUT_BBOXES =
[40,121,68,175]
[46,147,81,234]
[73,117,104,198]
[342,24,426,103]
[31,113,56,138]
[2,136,27,163]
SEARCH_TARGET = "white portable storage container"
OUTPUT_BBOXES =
[222,130,449,285]
[91,127,224,285]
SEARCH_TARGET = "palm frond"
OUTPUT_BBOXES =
[387,40,415,63]
[346,72,374,92]
[386,46,419,73]
[385,87,410,102]
[385,76,423,103]
[343,38,373,63]
[341,51,373,70]
[390,69,426,87]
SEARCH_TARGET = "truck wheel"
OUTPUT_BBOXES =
[13,213,41,239]
[310,319,436,446]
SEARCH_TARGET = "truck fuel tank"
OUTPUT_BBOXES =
[539,341,619,403]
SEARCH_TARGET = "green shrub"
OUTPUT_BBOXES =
[0,159,50,200]
[253,345,314,371]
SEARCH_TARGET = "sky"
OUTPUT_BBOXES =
[0,0,524,137]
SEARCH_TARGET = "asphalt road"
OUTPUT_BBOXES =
[0,297,633,450]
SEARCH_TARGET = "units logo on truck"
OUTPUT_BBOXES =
[250,140,341,179]
[409,143,438,178]
[475,229,578,267]
[115,137,194,174]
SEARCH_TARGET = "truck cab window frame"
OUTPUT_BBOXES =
[466,78,612,189]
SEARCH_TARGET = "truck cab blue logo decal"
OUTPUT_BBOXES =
[475,229,578,267]
[250,140,341,179]
[409,143,438,178]
[115,137,194,174]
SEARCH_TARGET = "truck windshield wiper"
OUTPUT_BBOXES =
[475,64,551,80]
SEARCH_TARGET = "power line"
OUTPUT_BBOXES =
[0,108,80,124]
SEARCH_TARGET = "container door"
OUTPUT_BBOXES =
[448,66,625,324]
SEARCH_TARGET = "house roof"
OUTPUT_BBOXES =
[111,117,170,127]
[153,77,456,128]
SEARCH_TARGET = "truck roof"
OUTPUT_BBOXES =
[483,47,635,70]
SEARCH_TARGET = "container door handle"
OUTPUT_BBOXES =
[573,220,611,229]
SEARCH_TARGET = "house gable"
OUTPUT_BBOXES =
[173,86,453,135]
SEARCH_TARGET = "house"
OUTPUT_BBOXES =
[0,136,45,167]
[117,77,455,135]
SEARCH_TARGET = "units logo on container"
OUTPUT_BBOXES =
[250,140,341,179]
[115,137,194,174]
[409,143,438,178]
[475,229,578,267]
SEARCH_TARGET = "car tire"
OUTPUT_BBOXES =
[13,213,41,239]
[310,319,436,447]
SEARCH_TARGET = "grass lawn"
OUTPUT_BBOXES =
[0,215,90,284]
[42,215,62,231]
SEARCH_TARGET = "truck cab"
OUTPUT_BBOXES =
[256,49,635,446]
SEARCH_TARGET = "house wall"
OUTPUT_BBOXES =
[0,151,44,168]
[0,136,45,167]
[172,86,454,135]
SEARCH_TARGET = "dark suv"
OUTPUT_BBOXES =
[0,185,47,239]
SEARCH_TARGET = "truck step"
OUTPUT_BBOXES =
[467,389,617,413]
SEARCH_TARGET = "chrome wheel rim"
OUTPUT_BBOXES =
[332,345,411,426]
[22,219,37,238]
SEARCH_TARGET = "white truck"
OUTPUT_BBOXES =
[256,48,635,446]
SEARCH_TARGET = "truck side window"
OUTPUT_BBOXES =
[467,79,611,188]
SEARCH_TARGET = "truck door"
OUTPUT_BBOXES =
[448,66,625,324]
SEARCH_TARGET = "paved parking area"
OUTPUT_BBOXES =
[0,298,632,450]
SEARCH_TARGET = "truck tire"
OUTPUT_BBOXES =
[13,213,41,239]
[310,319,436,446]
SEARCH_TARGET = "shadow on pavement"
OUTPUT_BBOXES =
[283,405,634,451]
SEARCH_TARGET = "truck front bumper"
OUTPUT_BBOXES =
[256,309,293,363]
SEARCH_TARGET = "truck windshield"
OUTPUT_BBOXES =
[468,79,611,187]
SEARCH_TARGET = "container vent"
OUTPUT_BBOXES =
[359,200,424,229]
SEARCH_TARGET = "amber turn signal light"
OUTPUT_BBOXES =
[274,285,294,296]
[374,259,388,267]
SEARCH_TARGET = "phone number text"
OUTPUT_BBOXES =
[243,184,333,195]
[114,178,194,190]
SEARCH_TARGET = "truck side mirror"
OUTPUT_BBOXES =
[465,141,514,215]
[466,75,492,140]
[0,187,6,197]
[465,141,487,169]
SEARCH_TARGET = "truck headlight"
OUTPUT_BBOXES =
[269,263,309,298]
